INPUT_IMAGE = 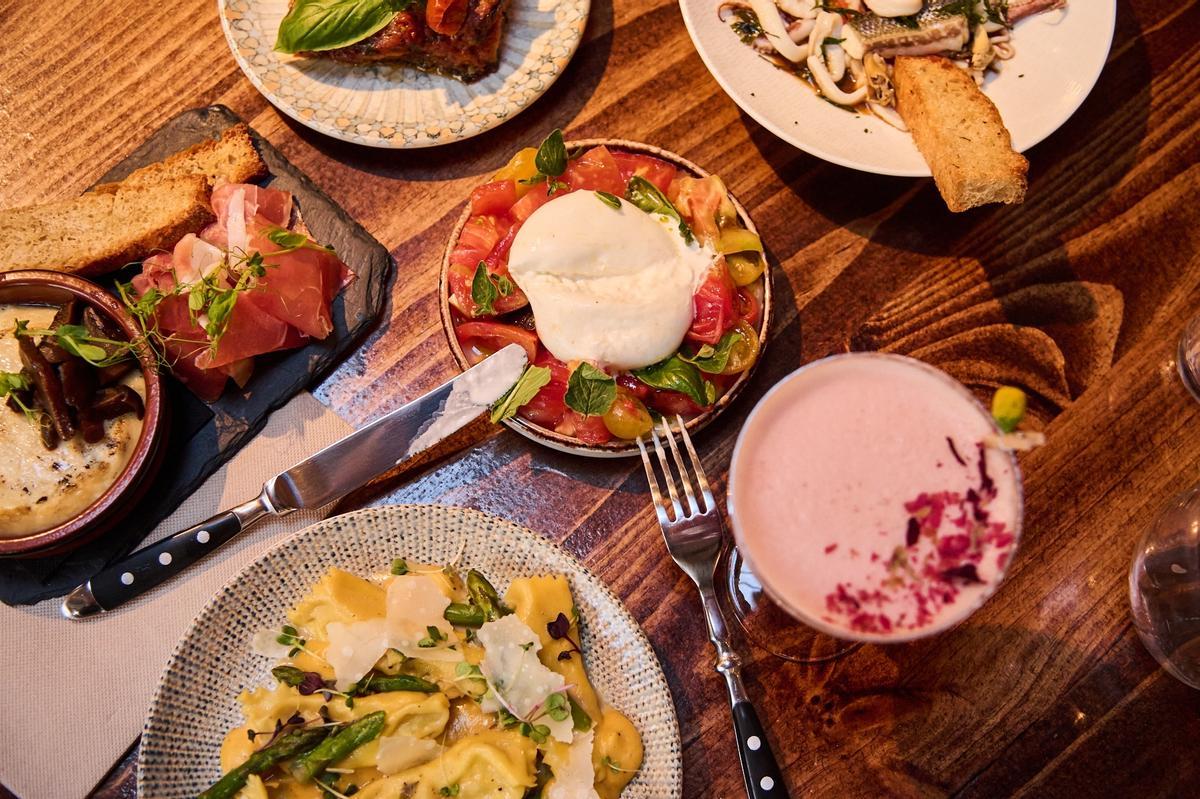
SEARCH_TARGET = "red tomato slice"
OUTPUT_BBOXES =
[519,381,567,428]
[510,184,555,222]
[451,215,511,267]
[535,349,571,385]
[647,390,706,417]
[455,321,539,364]
[736,285,762,329]
[687,261,736,345]
[610,151,677,194]
[446,261,529,317]
[557,410,613,444]
[616,373,651,400]
[668,175,726,246]
[426,0,468,35]
[469,180,518,217]
[562,145,625,195]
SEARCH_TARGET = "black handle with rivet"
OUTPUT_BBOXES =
[732,700,788,797]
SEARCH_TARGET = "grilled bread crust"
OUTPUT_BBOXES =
[91,123,266,194]
[894,56,1028,213]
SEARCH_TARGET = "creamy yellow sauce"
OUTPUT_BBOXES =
[0,304,145,539]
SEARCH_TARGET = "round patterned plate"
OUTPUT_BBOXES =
[218,0,590,148]
[138,505,683,797]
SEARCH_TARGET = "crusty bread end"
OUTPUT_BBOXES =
[0,176,215,276]
[894,56,1028,213]
[92,123,267,194]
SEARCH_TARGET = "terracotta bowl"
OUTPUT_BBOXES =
[0,271,168,558]
[439,138,773,458]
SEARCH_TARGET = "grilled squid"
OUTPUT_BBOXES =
[748,0,810,61]
[807,11,868,105]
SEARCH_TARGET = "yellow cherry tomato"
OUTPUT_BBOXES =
[494,147,539,197]
[721,321,760,375]
[725,253,766,287]
[716,227,763,256]
[603,388,654,440]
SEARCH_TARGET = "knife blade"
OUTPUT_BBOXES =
[61,344,529,618]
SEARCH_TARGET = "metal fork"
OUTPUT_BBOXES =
[639,416,789,798]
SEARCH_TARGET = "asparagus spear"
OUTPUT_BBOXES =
[290,710,387,783]
[197,727,329,799]
[466,570,511,622]
[444,602,486,627]
[357,673,439,694]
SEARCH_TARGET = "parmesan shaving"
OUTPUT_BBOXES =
[476,614,574,743]
[548,732,600,799]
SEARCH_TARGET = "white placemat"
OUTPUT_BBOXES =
[0,392,353,799]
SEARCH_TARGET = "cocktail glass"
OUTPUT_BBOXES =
[723,353,1024,662]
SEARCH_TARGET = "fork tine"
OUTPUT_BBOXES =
[660,417,701,516]
[675,415,714,513]
[648,424,684,522]
[637,436,673,527]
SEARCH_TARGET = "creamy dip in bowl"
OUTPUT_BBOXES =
[0,271,166,557]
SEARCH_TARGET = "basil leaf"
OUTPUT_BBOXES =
[594,191,622,210]
[534,130,568,178]
[633,355,711,407]
[564,363,616,416]
[625,176,694,244]
[471,262,498,316]
[275,0,412,54]
[496,275,514,296]
[680,329,742,374]
[490,365,552,423]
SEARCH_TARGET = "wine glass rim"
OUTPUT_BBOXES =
[726,352,1026,644]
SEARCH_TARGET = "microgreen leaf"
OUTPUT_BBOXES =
[564,363,616,416]
[0,372,31,397]
[390,558,409,575]
[489,365,552,423]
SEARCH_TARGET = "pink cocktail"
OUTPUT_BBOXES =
[729,353,1023,643]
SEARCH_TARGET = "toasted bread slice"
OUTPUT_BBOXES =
[92,123,267,194]
[0,176,215,276]
[894,56,1028,213]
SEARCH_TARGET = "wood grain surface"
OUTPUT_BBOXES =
[2,0,1199,796]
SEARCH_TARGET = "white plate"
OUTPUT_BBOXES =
[138,505,683,797]
[219,0,590,148]
[678,0,1116,176]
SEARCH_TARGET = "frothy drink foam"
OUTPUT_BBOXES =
[729,355,1022,642]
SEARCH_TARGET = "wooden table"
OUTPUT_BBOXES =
[2,0,1198,796]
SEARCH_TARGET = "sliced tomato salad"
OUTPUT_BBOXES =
[446,133,767,445]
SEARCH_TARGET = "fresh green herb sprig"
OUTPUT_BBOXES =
[470,261,514,317]
[633,355,715,408]
[679,328,745,374]
[390,558,409,575]
[417,625,447,648]
[490,365,552,423]
[0,371,38,424]
[625,176,694,245]
[13,320,133,368]
[564,363,616,417]
[594,190,622,210]
[729,8,764,43]
[275,0,417,54]
[520,130,570,195]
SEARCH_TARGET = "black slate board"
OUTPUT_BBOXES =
[0,105,392,605]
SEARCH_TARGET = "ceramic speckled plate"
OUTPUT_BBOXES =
[219,0,590,148]
[139,505,683,797]
[439,139,772,459]
[678,0,1116,176]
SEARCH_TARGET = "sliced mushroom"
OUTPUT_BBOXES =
[38,299,80,364]
[18,337,75,442]
[60,359,104,444]
[94,385,144,422]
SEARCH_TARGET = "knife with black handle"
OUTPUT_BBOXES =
[62,344,529,618]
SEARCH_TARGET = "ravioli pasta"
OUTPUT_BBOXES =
[203,564,644,799]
